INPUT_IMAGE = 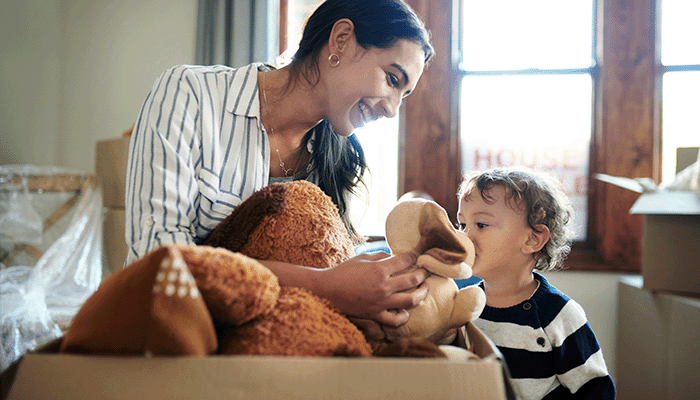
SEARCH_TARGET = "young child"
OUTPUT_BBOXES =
[457,167,615,400]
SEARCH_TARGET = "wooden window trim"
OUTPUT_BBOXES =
[403,0,660,273]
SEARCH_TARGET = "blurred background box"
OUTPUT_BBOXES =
[95,136,130,277]
[95,137,130,209]
[616,277,700,400]
[103,208,126,276]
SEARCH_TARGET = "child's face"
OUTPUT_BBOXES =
[457,185,534,281]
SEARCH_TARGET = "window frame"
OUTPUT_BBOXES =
[401,0,665,273]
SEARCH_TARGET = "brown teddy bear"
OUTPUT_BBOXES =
[201,180,373,356]
[60,181,482,359]
[60,181,373,358]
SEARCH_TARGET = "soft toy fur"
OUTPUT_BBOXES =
[61,180,483,359]
[203,180,372,357]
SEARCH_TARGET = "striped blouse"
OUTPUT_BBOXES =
[473,272,616,400]
[125,63,274,265]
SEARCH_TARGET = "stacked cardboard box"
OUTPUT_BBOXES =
[95,136,131,277]
[629,191,700,296]
[597,147,700,297]
[609,149,700,398]
[616,277,700,400]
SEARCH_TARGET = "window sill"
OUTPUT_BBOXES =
[563,247,640,273]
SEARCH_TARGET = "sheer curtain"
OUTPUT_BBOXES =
[195,0,279,67]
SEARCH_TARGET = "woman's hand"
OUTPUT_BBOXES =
[315,252,429,326]
[260,251,429,326]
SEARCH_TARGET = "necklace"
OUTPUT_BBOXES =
[261,72,298,177]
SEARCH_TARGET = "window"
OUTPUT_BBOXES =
[349,119,400,236]
[459,0,595,241]
[660,0,700,183]
[399,0,695,272]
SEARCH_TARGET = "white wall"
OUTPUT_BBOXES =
[1,0,197,172]
[0,0,629,383]
[1,1,62,166]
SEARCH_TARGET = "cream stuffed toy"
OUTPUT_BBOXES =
[381,198,486,346]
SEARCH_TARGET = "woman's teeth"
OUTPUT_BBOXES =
[359,102,370,124]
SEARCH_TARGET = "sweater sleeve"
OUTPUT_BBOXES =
[546,300,616,399]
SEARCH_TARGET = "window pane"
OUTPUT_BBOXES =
[662,71,700,184]
[350,118,399,237]
[460,74,592,241]
[661,0,700,65]
[461,0,593,70]
[286,0,323,53]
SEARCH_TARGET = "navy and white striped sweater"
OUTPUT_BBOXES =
[473,272,615,400]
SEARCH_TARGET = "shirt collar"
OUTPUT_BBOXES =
[226,62,270,118]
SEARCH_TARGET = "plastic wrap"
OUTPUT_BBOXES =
[0,165,103,372]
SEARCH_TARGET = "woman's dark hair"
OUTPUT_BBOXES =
[289,0,435,242]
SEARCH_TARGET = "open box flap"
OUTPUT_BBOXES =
[629,191,700,215]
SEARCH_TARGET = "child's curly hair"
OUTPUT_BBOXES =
[457,167,575,271]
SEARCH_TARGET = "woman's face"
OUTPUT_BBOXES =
[325,38,426,136]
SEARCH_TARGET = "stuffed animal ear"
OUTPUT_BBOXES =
[204,182,289,251]
[416,202,475,279]
[60,245,217,356]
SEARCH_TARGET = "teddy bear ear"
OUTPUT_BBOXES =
[416,202,475,278]
[204,182,289,251]
[60,245,217,356]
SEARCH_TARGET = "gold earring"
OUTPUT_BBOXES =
[328,53,340,67]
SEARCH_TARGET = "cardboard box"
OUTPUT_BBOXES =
[95,137,130,208]
[103,208,127,276]
[596,161,700,295]
[629,191,700,296]
[616,276,700,400]
[2,323,515,400]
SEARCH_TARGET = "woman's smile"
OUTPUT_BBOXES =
[357,101,373,127]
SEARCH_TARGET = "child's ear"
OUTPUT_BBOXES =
[522,224,550,255]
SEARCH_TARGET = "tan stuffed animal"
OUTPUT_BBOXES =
[381,198,486,345]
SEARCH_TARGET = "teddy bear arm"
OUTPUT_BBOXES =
[179,246,281,325]
[450,285,486,326]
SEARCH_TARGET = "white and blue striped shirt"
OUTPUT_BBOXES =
[125,63,273,265]
[474,272,615,399]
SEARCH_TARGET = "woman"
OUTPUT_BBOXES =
[125,0,435,327]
